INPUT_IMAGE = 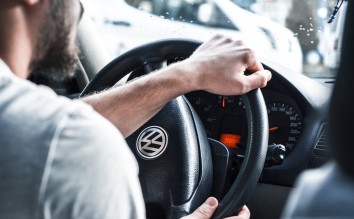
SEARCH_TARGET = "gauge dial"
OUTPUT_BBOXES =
[267,102,303,152]
[188,96,217,137]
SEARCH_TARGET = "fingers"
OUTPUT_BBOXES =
[181,198,251,219]
[224,206,251,219]
[242,70,272,92]
[209,34,242,44]
[208,34,264,74]
[181,197,218,219]
[238,205,251,218]
[246,55,264,73]
[188,33,271,94]
[196,34,235,51]
[234,40,244,46]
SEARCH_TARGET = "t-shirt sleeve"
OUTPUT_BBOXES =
[37,103,145,219]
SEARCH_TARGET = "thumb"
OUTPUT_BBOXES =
[243,70,272,92]
[182,197,219,219]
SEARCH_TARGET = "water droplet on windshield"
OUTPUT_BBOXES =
[166,12,170,15]
[293,33,298,37]
[160,15,165,19]
[311,41,314,44]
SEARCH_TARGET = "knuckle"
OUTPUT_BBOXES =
[222,36,233,43]
[240,48,255,63]
[216,35,233,44]
[212,33,223,39]
[261,77,267,87]
[245,48,256,59]
[260,75,268,87]
[197,206,212,218]
[234,40,244,46]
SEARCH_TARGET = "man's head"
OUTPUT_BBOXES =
[0,0,83,79]
[30,0,83,81]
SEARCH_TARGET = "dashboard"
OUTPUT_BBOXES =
[123,58,332,186]
[185,62,333,186]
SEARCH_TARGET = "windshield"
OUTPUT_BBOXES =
[82,0,345,78]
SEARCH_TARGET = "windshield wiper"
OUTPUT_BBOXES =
[328,0,345,23]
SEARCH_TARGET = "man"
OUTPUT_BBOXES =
[0,0,271,218]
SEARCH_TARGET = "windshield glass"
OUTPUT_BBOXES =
[82,0,345,78]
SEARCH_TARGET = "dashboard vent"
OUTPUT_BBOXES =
[314,124,330,157]
[312,124,331,167]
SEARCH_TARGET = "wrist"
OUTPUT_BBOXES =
[169,60,204,92]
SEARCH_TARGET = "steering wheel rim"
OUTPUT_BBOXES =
[80,39,269,218]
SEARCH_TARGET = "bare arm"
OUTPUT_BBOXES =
[83,35,272,137]
[83,63,196,137]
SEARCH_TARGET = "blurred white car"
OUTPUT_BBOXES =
[319,1,347,71]
[213,0,303,73]
[83,0,303,73]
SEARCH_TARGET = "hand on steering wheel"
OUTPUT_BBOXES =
[183,34,271,96]
[183,197,250,219]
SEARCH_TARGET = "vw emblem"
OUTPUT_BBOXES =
[136,126,168,160]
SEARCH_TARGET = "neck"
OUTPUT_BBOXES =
[0,5,36,79]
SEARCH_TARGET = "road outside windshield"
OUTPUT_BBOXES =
[83,0,344,78]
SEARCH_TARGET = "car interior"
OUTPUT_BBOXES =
[30,0,352,218]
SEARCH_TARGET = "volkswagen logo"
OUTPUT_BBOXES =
[136,126,168,160]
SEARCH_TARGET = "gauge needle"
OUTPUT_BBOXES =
[269,126,279,133]
[222,97,226,108]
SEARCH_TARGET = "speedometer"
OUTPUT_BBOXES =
[267,102,303,153]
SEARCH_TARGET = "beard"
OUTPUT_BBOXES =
[29,0,79,82]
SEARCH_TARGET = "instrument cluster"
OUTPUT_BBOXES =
[185,89,303,155]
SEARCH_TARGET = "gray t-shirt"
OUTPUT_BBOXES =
[0,60,145,219]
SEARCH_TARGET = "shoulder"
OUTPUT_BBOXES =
[0,67,144,218]
[38,99,145,219]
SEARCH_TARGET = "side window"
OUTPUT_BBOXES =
[125,0,237,30]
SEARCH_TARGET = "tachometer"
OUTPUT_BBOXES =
[188,96,217,137]
[267,102,303,153]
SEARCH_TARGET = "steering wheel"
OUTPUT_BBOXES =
[80,39,268,218]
